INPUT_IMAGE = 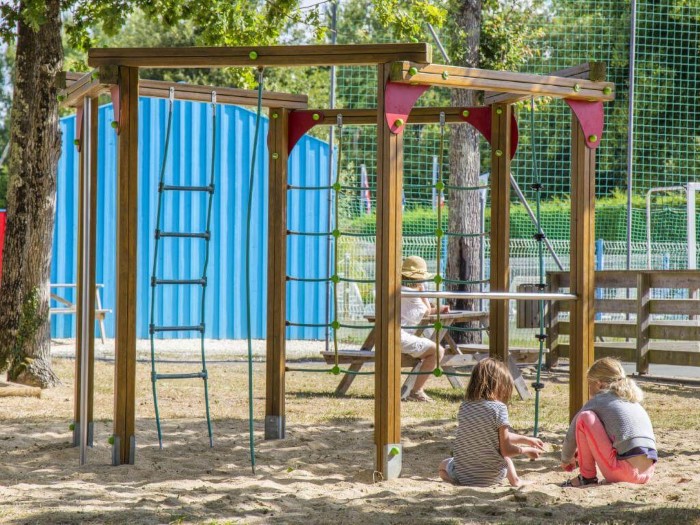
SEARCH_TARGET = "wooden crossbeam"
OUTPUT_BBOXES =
[484,62,607,105]
[391,62,615,101]
[303,107,481,126]
[87,43,432,68]
[59,71,308,109]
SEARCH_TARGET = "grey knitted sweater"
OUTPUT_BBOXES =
[561,391,656,463]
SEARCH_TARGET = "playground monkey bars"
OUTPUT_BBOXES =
[65,42,612,479]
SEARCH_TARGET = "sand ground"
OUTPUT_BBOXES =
[1,342,700,525]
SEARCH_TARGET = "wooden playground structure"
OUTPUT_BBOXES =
[59,43,614,478]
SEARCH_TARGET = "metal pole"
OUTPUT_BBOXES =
[510,174,564,271]
[324,0,338,353]
[688,183,698,270]
[626,0,637,270]
[79,97,93,466]
[427,23,450,63]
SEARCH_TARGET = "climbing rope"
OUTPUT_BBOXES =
[245,68,266,474]
[531,96,547,437]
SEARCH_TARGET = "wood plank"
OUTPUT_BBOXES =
[568,107,597,420]
[557,343,700,368]
[652,299,700,316]
[265,108,290,440]
[559,298,636,314]
[559,319,700,341]
[484,62,606,105]
[391,62,614,101]
[636,273,651,374]
[374,63,403,479]
[62,71,309,109]
[489,103,511,362]
[557,343,636,362]
[546,273,562,368]
[113,67,139,465]
[549,270,700,289]
[88,43,432,68]
[311,107,485,126]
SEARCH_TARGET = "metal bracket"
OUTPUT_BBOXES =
[459,107,519,159]
[264,415,286,440]
[109,85,121,134]
[129,435,136,465]
[111,435,120,466]
[288,110,324,153]
[384,81,429,134]
[72,421,94,448]
[565,99,604,149]
[382,443,402,480]
[75,105,84,152]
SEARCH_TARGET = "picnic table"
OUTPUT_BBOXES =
[322,310,489,397]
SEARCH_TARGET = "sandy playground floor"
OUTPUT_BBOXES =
[1,342,700,524]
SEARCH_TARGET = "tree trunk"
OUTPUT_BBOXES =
[447,0,483,344]
[0,0,63,387]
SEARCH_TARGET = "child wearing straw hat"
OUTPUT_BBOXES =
[401,255,448,402]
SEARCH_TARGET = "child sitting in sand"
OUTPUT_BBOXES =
[401,256,448,402]
[439,358,545,487]
[561,357,657,487]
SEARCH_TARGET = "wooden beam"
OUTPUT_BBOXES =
[375,63,403,479]
[61,71,309,109]
[265,108,289,440]
[391,62,615,102]
[489,104,511,362]
[88,43,432,68]
[545,273,561,369]
[303,107,478,126]
[568,112,597,421]
[484,62,607,105]
[113,66,139,465]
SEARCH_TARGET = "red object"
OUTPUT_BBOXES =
[384,81,429,134]
[564,99,605,150]
[459,107,519,159]
[288,110,324,154]
[0,210,6,278]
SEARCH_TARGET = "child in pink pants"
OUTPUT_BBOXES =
[561,358,657,487]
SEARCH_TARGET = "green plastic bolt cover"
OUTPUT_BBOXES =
[495,149,504,157]
[433,368,443,377]
[73,139,80,146]
[332,229,341,238]
[435,228,443,238]
[441,71,449,80]
[91,71,99,79]
[332,182,342,192]
[331,365,341,375]
[408,67,418,76]
[69,423,75,431]
[434,275,443,285]
[272,112,279,119]
[110,121,119,129]
[108,436,115,445]
[462,109,470,118]
[435,181,445,191]
[272,152,279,159]
[312,113,320,121]
[394,118,405,128]
[57,94,66,102]
[603,86,612,95]
[588,134,598,143]
[573,83,581,92]
[389,446,400,456]
[249,51,258,60]
[496,108,503,115]
[331,320,340,330]
[434,321,443,331]
[331,274,340,284]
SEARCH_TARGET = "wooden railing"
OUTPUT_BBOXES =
[547,270,700,373]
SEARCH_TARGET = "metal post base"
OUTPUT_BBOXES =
[264,415,286,440]
[72,422,94,447]
[111,435,136,465]
[382,443,402,480]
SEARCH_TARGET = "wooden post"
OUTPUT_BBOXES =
[636,272,651,374]
[265,108,289,440]
[375,63,403,479]
[546,273,561,369]
[113,66,139,465]
[569,115,596,420]
[489,103,512,362]
[74,96,98,450]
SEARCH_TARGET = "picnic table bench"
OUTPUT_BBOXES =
[50,284,111,344]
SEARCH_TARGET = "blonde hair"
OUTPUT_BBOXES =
[587,357,644,403]
[466,358,513,404]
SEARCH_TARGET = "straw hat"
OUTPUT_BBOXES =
[401,256,433,280]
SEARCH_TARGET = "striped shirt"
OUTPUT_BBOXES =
[452,400,509,486]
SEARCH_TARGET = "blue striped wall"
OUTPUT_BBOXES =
[51,98,331,340]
